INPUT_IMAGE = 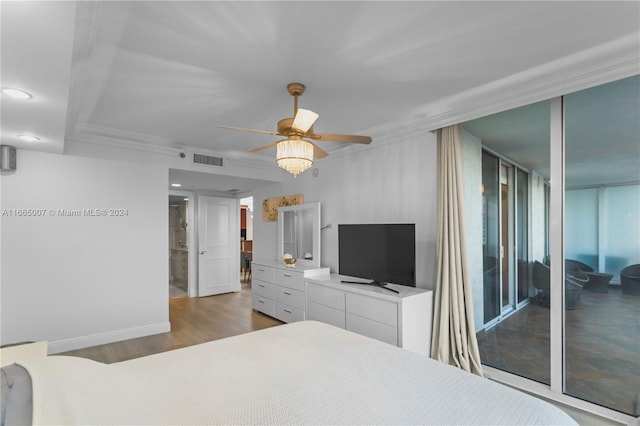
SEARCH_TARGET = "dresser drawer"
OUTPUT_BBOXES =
[252,264,274,283]
[308,301,346,329]
[252,279,275,299]
[346,293,397,327]
[274,287,305,310]
[252,294,275,317]
[346,313,398,346]
[307,283,345,311]
[274,303,305,323]
[274,269,305,291]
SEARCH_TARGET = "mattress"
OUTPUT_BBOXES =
[18,321,576,425]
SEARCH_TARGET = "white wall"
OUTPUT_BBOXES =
[0,150,169,353]
[252,134,438,290]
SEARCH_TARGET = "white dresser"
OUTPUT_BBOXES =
[251,260,330,323]
[306,274,433,357]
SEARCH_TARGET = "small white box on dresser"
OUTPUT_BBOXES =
[306,274,433,357]
[251,260,330,323]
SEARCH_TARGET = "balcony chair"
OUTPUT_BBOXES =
[532,261,582,310]
[564,258,614,293]
[620,264,640,295]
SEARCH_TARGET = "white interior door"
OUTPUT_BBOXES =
[197,196,239,297]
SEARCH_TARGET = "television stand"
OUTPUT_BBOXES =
[307,274,433,356]
[341,280,400,294]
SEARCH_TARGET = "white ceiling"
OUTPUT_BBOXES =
[2,1,639,191]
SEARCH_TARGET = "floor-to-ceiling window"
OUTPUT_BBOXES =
[469,100,551,385]
[563,76,640,415]
[464,75,639,417]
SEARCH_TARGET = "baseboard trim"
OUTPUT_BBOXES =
[47,321,171,354]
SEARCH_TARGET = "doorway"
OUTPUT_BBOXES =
[169,195,189,298]
[240,196,254,283]
[197,195,240,297]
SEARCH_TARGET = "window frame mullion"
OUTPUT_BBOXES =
[549,96,565,394]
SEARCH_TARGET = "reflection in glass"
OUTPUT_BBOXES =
[564,76,640,415]
[482,151,500,324]
[278,202,321,268]
[282,210,298,258]
[467,100,551,386]
[516,169,529,304]
[282,210,313,260]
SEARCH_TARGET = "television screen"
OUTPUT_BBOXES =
[338,224,416,287]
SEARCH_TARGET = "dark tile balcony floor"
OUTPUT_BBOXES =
[477,286,640,416]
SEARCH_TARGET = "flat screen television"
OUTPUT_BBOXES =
[338,224,416,290]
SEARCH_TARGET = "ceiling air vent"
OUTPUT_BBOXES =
[193,153,223,167]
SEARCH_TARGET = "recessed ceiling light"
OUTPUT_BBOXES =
[184,198,189,201]
[2,88,32,99]
[171,183,182,187]
[17,134,40,142]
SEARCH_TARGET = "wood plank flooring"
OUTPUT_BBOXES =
[61,281,282,364]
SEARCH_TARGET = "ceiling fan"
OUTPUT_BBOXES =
[218,83,372,175]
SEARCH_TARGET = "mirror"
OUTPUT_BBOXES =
[278,202,321,268]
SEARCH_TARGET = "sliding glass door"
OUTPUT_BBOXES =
[471,100,550,385]
[563,76,639,415]
[468,76,639,416]
[481,155,531,323]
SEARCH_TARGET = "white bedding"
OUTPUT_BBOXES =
[20,321,576,425]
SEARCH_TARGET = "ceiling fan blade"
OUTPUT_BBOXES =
[309,141,329,159]
[248,141,279,153]
[218,125,281,137]
[310,133,372,144]
[292,108,319,133]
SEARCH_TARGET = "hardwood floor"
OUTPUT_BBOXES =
[477,286,640,416]
[61,280,282,364]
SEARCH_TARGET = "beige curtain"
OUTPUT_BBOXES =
[430,124,483,376]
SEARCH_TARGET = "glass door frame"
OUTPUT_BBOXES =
[479,89,636,423]
[482,149,532,327]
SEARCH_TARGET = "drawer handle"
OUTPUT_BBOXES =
[284,309,292,314]
[283,291,292,295]
[257,268,265,272]
[283,274,292,278]
[258,299,265,304]
[258,284,265,288]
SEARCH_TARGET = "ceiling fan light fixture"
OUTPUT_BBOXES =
[276,138,313,176]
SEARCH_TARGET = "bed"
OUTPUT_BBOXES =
[3,321,576,425]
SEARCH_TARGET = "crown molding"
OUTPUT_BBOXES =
[410,33,640,132]
[66,123,277,172]
[67,123,182,156]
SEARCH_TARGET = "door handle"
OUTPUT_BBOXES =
[199,250,207,255]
